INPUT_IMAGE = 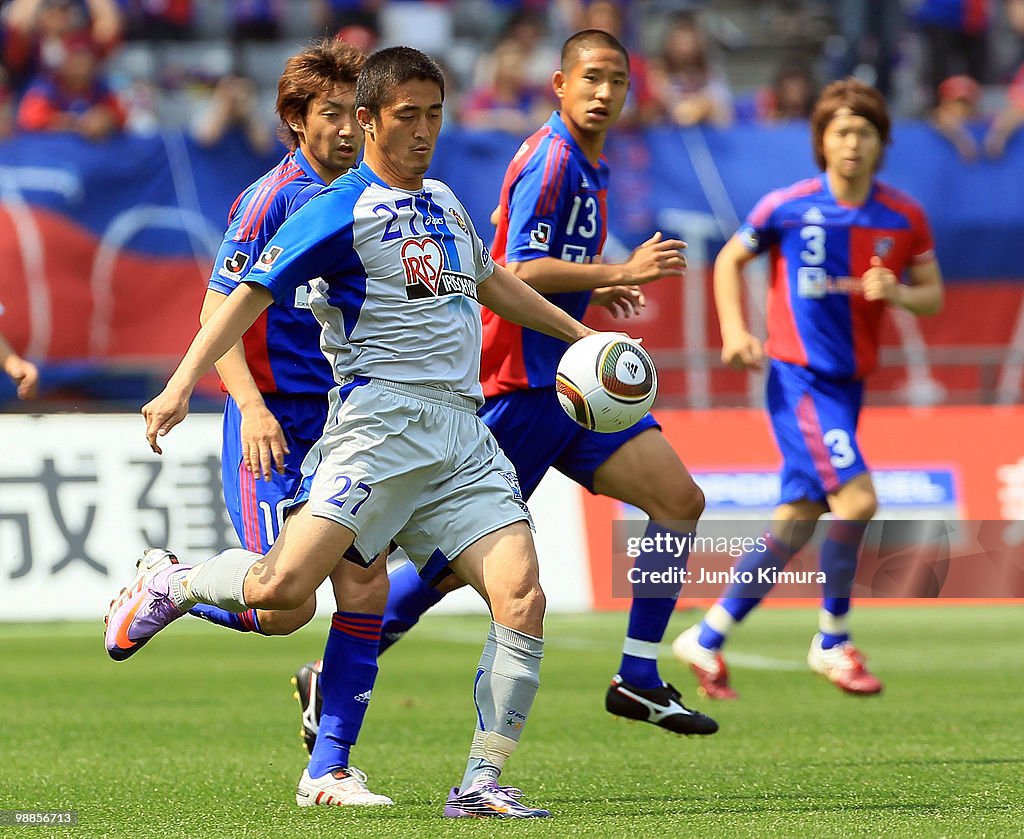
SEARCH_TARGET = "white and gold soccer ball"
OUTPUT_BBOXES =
[555,333,658,433]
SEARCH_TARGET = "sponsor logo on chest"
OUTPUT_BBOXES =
[401,237,477,301]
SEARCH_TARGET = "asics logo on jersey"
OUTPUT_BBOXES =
[220,250,250,277]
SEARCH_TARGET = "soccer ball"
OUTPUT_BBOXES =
[555,333,657,433]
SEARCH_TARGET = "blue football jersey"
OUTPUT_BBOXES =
[481,111,610,397]
[208,147,330,395]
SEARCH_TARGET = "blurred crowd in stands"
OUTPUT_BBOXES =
[1,0,1024,160]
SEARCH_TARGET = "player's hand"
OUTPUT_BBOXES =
[861,256,902,304]
[623,231,687,285]
[240,403,290,480]
[721,329,764,371]
[141,387,192,455]
[590,284,645,319]
[4,355,38,400]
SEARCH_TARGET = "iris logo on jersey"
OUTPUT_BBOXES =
[529,222,552,252]
[402,237,445,295]
[255,245,284,269]
[219,250,250,279]
[874,236,894,258]
[402,238,478,301]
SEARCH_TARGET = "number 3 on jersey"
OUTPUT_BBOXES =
[823,428,856,469]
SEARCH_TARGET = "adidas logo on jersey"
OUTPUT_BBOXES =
[802,207,826,223]
[354,690,372,704]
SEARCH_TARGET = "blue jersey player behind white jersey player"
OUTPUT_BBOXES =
[673,79,944,700]
[299,29,716,739]
[106,46,609,819]
[190,40,370,642]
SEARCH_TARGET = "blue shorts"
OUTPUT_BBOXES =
[221,393,329,551]
[766,359,866,505]
[479,386,660,499]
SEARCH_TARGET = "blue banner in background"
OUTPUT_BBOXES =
[1,121,1022,277]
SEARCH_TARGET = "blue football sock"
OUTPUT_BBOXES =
[700,533,797,650]
[307,612,381,778]
[618,521,691,689]
[379,561,445,654]
[189,604,263,633]
[819,520,867,648]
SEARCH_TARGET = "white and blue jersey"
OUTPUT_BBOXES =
[247,161,495,405]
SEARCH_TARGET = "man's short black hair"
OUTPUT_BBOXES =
[560,29,629,73]
[356,46,445,117]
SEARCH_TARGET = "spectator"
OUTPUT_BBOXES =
[0,68,15,139]
[312,0,379,41]
[461,37,550,133]
[650,11,733,127]
[119,0,192,40]
[191,72,275,154]
[576,0,660,127]
[827,0,903,98]
[983,62,1024,157]
[915,0,991,107]
[16,31,125,139]
[4,0,121,90]
[474,10,559,92]
[929,73,984,159]
[738,60,819,124]
[229,0,283,43]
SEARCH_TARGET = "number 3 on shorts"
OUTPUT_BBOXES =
[326,475,374,515]
[822,428,856,469]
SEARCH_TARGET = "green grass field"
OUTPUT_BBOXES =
[2,606,1022,838]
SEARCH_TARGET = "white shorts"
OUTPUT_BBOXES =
[292,377,532,567]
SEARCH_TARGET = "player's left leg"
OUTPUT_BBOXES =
[444,522,551,819]
[586,427,717,735]
[808,472,883,695]
[296,555,393,807]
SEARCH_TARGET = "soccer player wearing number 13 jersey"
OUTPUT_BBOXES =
[363,29,717,737]
[673,79,944,699]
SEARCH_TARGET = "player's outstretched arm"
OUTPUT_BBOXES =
[0,332,38,400]
[862,256,944,316]
[479,263,594,345]
[510,232,686,293]
[714,234,764,371]
[200,289,289,480]
[143,283,273,454]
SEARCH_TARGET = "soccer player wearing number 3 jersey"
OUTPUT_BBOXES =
[673,79,944,699]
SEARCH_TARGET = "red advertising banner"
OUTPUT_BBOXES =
[584,407,1024,610]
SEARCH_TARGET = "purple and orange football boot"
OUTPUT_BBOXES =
[104,548,188,661]
[443,781,551,819]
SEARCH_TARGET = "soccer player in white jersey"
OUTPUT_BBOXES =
[105,46,607,819]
